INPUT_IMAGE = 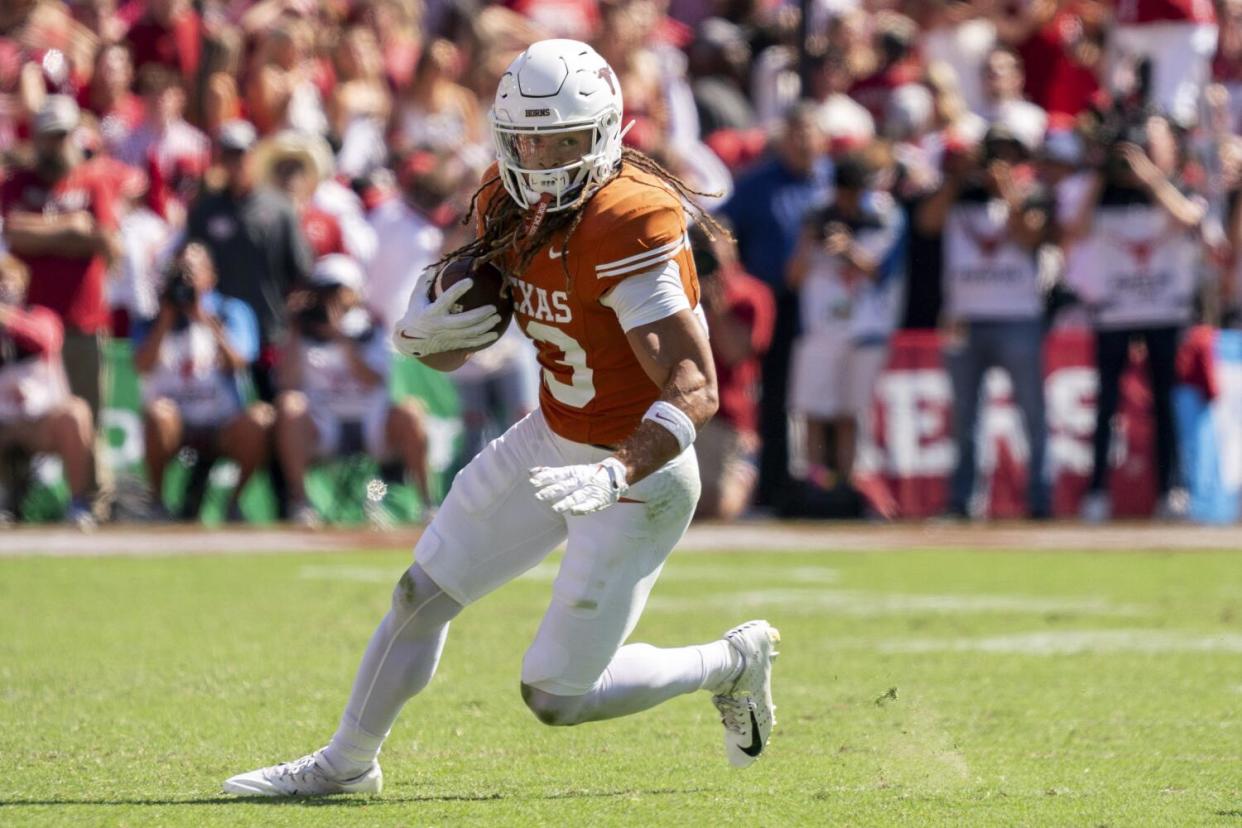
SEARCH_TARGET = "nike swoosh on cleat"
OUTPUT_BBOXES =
[740,709,764,757]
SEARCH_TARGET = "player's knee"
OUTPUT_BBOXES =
[390,564,463,625]
[520,683,588,727]
[392,566,431,612]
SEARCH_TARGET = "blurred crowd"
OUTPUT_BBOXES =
[1,0,1239,528]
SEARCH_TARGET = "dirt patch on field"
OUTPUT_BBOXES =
[0,521,1238,557]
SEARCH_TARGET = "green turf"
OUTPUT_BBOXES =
[2,544,1240,826]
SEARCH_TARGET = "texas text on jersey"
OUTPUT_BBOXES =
[477,160,701,447]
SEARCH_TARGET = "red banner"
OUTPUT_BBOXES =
[859,328,1158,519]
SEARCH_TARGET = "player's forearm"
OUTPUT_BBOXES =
[613,360,718,485]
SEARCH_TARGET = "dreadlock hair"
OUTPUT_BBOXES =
[433,147,733,291]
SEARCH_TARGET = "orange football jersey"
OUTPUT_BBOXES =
[476,162,700,446]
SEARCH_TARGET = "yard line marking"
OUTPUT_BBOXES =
[876,630,1242,655]
[647,589,1149,617]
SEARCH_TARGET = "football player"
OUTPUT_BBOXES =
[223,39,780,797]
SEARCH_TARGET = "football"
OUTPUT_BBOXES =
[430,256,514,343]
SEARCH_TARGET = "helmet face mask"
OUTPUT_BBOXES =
[490,39,624,213]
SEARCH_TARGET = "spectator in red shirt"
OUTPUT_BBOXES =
[0,254,96,529]
[0,95,118,440]
[125,0,203,88]
[690,225,775,521]
[80,44,145,152]
[1016,1,1105,119]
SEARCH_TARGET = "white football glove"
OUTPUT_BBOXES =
[529,457,629,516]
[391,268,502,358]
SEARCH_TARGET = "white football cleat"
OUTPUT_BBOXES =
[712,619,780,768]
[222,750,382,797]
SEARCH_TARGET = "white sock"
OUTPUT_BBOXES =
[322,566,462,777]
[533,640,744,724]
[699,638,746,694]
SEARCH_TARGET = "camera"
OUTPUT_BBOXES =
[1091,111,1151,181]
[161,263,198,310]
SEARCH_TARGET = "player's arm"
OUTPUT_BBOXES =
[613,309,718,485]
[528,305,717,516]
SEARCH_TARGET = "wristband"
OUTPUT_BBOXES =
[642,401,697,453]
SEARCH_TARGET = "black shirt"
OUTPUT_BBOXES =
[186,185,312,346]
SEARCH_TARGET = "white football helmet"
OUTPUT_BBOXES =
[490,39,625,212]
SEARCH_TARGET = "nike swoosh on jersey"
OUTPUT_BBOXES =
[740,709,764,757]
[549,247,564,259]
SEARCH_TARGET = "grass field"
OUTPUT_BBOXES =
[2,534,1240,826]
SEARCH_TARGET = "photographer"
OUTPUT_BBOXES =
[787,153,905,493]
[0,255,95,528]
[133,243,273,522]
[275,255,432,528]
[918,122,1052,520]
[1064,114,1207,522]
